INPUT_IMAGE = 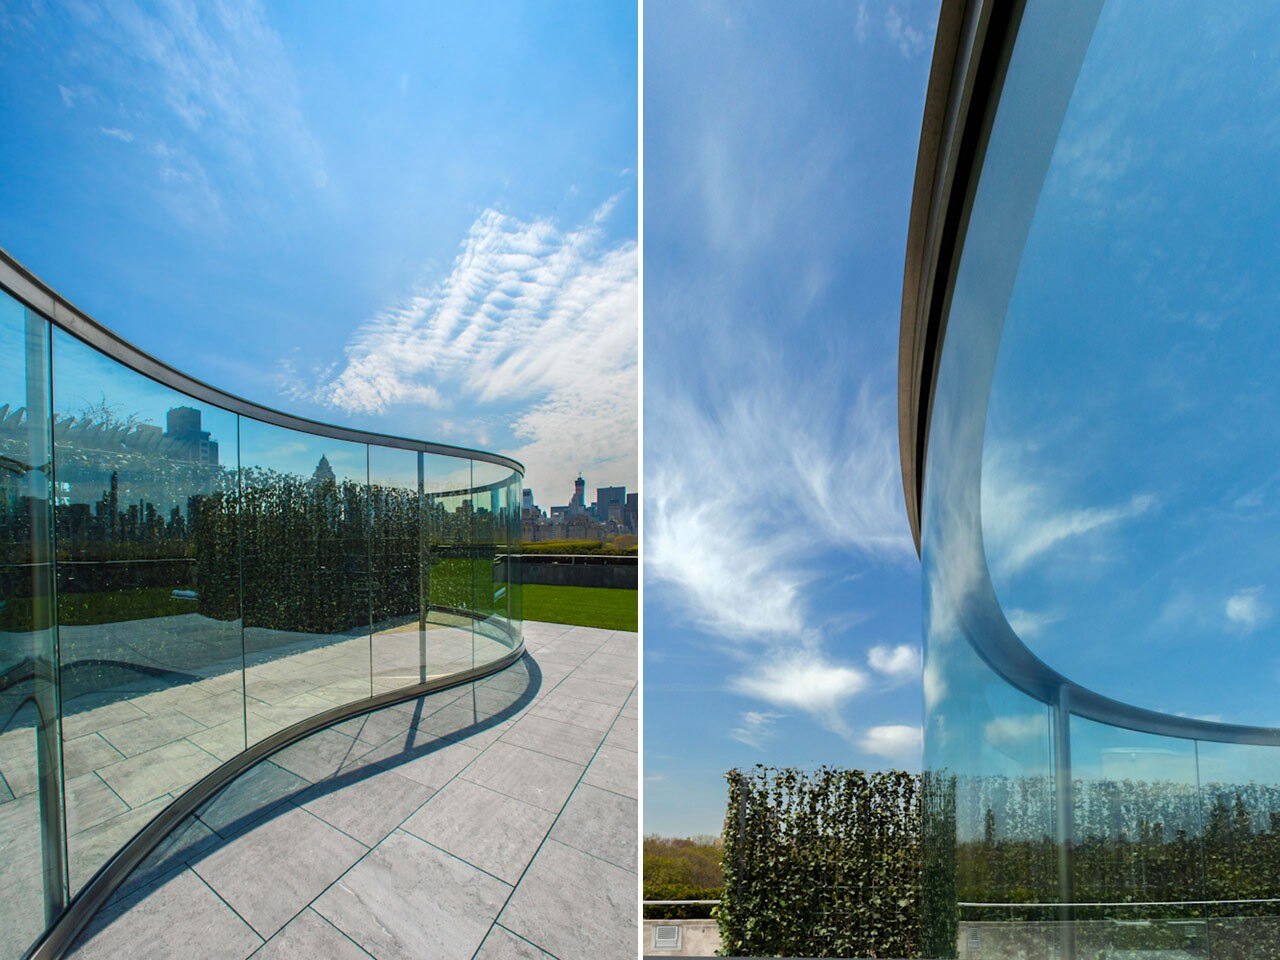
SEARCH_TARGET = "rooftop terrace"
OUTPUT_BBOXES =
[59,621,637,960]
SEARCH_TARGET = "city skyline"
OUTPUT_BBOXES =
[0,2,637,501]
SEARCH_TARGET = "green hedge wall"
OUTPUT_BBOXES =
[720,765,922,958]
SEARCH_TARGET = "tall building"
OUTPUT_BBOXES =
[312,454,336,485]
[522,487,534,513]
[569,474,586,516]
[164,406,219,466]
[595,485,626,523]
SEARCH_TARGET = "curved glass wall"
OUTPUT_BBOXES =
[918,1,1280,957]
[0,279,522,960]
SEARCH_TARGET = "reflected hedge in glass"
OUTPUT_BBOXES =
[0,291,63,958]
[51,327,244,894]
[914,0,1280,954]
[238,420,372,743]
[369,445,423,693]
[0,256,522,959]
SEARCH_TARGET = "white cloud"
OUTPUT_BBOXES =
[648,381,912,635]
[883,5,928,59]
[291,199,636,494]
[857,724,922,767]
[645,307,918,747]
[729,710,785,748]
[46,0,327,218]
[732,651,869,739]
[983,714,1046,750]
[855,3,871,43]
[867,643,920,682]
[922,655,946,711]
[1226,585,1270,634]
[982,444,1155,579]
[1005,607,1062,640]
[734,654,868,713]
[648,377,914,737]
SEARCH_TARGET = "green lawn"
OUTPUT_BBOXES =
[1,586,195,630]
[520,584,637,632]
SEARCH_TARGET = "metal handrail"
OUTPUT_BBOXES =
[0,246,523,474]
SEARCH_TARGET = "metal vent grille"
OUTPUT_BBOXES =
[653,924,682,949]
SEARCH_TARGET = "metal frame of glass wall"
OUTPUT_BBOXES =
[0,248,524,960]
[903,2,1280,958]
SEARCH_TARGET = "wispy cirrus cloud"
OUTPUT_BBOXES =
[729,710,785,748]
[982,443,1156,580]
[99,126,135,142]
[1005,607,1063,640]
[732,653,871,739]
[283,198,636,494]
[34,0,325,222]
[648,373,913,739]
[855,2,931,59]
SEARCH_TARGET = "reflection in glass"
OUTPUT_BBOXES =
[501,476,517,634]
[0,277,521,956]
[422,455,474,677]
[52,328,243,893]
[1068,719,1200,909]
[472,459,513,659]
[369,446,423,693]
[238,421,370,743]
[920,0,1280,955]
[0,294,64,957]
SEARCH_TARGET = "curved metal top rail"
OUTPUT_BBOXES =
[899,0,1020,555]
[0,246,524,477]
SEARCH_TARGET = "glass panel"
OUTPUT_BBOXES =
[238,420,370,743]
[369,446,422,693]
[0,295,64,956]
[1069,717,1201,909]
[471,460,512,664]
[1196,741,1280,955]
[421,454,473,677]
[508,475,523,636]
[978,3,1280,728]
[51,327,243,893]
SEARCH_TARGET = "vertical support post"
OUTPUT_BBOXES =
[417,452,427,684]
[25,310,66,925]
[1053,684,1075,960]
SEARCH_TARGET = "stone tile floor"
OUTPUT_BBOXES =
[64,621,638,960]
[0,614,509,940]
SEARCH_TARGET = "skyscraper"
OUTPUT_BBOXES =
[595,485,626,522]
[164,406,219,466]
[312,454,336,485]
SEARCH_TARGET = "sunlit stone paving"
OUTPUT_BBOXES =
[55,620,637,960]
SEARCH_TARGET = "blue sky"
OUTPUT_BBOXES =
[0,0,636,502]
[976,2,1280,733]
[644,0,937,836]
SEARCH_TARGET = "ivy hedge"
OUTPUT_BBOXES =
[720,766,922,958]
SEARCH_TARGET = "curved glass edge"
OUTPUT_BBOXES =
[0,286,522,960]
[919,1,1280,957]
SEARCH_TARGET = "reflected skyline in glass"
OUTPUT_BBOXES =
[0,282,522,958]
